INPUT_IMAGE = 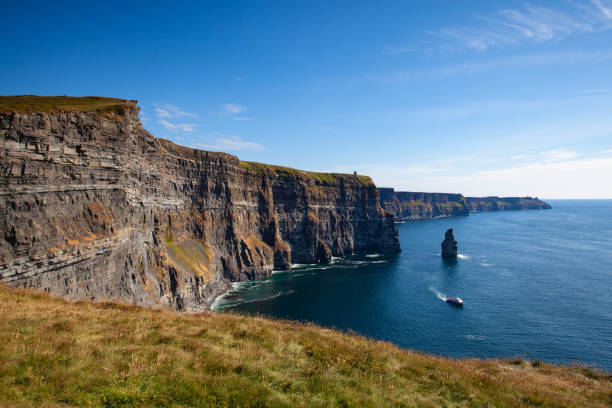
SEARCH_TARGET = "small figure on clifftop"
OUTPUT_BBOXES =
[441,228,458,258]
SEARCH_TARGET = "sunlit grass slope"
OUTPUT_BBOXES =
[0,95,135,114]
[0,287,610,407]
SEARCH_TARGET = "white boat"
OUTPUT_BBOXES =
[446,297,464,307]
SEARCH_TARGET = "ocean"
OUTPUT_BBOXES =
[213,200,612,370]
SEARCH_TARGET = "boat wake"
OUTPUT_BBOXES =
[429,286,447,301]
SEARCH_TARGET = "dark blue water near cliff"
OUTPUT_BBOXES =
[214,200,612,370]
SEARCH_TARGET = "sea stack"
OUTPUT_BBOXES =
[441,228,458,258]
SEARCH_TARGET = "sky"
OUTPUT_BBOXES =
[2,0,612,198]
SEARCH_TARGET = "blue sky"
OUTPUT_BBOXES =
[2,1,612,198]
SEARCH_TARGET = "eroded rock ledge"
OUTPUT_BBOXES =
[0,96,400,311]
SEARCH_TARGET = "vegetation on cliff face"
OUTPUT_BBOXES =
[0,95,136,114]
[1,287,610,408]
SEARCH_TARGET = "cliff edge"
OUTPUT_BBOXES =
[0,96,399,311]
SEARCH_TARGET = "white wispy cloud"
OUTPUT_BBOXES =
[215,104,251,121]
[153,104,197,119]
[350,153,612,198]
[153,103,198,133]
[423,155,612,198]
[602,148,612,153]
[396,1,612,54]
[592,0,612,18]
[159,120,197,132]
[194,133,263,152]
[375,49,612,82]
[221,104,244,114]
[540,148,580,162]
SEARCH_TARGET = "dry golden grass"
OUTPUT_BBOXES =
[0,95,135,114]
[0,286,610,407]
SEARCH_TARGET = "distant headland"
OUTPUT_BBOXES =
[378,187,551,221]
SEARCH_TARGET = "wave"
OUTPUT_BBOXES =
[365,254,381,258]
[428,286,447,301]
[466,334,486,341]
[479,262,494,267]
[457,254,470,260]
[214,289,296,309]
[290,263,308,269]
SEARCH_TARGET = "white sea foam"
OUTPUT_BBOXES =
[213,289,297,309]
[466,334,486,341]
[457,254,470,260]
[290,263,308,269]
[365,254,380,258]
[331,256,341,263]
[479,262,494,267]
[428,286,447,301]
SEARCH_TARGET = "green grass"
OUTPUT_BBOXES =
[239,161,374,187]
[1,287,611,407]
[0,95,136,115]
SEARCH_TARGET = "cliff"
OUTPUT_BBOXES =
[2,286,610,407]
[466,196,552,212]
[0,95,399,311]
[378,188,470,220]
[379,188,551,221]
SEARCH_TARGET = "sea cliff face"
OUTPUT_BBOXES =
[379,188,551,221]
[378,188,470,220]
[465,196,552,212]
[0,96,399,311]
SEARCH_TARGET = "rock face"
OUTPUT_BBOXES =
[441,229,458,258]
[378,188,551,221]
[378,188,470,220]
[465,196,551,212]
[0,96,400,311]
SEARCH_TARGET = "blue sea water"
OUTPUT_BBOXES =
[214,200,612,370]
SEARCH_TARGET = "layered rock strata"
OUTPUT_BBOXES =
[379,188,551,221]
[378,188,469,220]
[0,96,399,311]
[465,196,551,212]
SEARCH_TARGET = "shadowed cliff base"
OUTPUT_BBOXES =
[0,95,399,312]
[1,286,610,408]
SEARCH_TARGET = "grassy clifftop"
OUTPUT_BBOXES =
[0,287,610,407]
[240,161,375,187]
[0,95,137,114]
